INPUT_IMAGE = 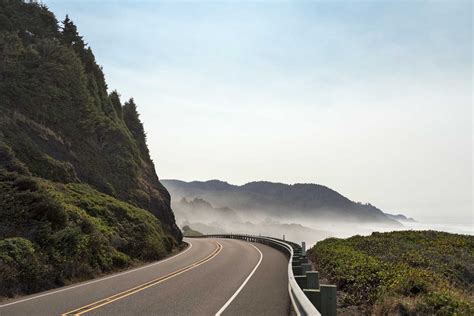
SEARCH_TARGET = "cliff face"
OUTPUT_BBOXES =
[0,0,181,297]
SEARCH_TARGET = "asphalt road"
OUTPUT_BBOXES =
[0,238,290,316]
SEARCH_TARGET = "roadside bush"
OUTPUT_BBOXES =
[308,231,474,314]
[0,171,169,298]
[0,237,52,296]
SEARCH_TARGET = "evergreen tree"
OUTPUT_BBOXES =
[60,15,110,114]
[61,15,84,50]
[109,90,123,119]
[123,98,150,159]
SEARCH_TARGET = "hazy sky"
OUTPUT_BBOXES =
[46,0,472,221]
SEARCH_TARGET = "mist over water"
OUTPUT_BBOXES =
[164,180,473,246]
[398,216,473,236]
[175,204,473,247]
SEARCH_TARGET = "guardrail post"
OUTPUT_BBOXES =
[292,256,301,265]
[300,266,320,312]
[320,284,337,316]
[302,263,312,274]
[303,289,321,311]
[306,271,320,289]
[302,241,306,256]
[295,275,307,289]
[293,265,303,275]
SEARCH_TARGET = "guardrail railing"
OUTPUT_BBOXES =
[189,234,336,316]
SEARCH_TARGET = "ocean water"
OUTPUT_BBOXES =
[304,216,473,246]
[400,216,473,236]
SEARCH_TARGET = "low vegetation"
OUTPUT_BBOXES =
[308,230,474,315]
[0,169,173,298]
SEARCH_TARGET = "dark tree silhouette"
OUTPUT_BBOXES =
[123,98,150,159]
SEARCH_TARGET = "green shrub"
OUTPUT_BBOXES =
[308,231,474,314]
[0,141,31,175]
[13,175,39,191]
[418,290,474,315]
[0,237,52,296]
[0,171,169,297]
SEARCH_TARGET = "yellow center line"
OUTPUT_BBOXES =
[61,241,223,316]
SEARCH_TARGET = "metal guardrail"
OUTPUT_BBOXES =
[190,234,336,316]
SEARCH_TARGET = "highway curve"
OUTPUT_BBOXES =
[0,238,290,316]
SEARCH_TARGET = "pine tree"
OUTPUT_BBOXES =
[60,15,110,114]
[123,98,150,159]
[61,15,85,50]
[109,90,123,118]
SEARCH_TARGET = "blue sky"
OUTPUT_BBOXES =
[46,0,472,220]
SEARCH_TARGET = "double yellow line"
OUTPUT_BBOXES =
[62,241,222,315]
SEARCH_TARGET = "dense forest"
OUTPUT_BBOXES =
[0,0,181,298]
[308,231,474,315]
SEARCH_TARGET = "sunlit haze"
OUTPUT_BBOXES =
[46,0,472,222]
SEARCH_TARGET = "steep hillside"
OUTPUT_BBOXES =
[0,0,180,297]
[308,231,474,315]
[163,179,400,224]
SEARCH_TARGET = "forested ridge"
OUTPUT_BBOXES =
[0,0,181,298]
[163,179,401,224]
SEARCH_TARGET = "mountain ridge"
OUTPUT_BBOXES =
[163,179,403,225]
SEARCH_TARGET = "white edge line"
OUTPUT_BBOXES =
[0,241,193,308]
[215,242,263,316]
